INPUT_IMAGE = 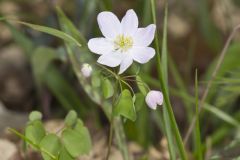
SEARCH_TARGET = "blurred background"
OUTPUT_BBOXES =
[0,0,240,159]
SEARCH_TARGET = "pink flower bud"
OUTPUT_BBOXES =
[145,90,163,110]
[81,63,92,78]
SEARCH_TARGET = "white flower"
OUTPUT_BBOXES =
[145,90,163,110]
[88,9,156,74]
[81,63,92,77]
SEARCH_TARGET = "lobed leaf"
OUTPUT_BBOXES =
[39,134,61,160]
[114,89,136,121]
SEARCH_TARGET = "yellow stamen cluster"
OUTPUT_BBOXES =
[114,35,133,52]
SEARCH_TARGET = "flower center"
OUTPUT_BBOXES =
[114,35,133,52]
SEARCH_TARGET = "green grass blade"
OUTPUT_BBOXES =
[4,20,85,114]
[160,3,176,160]
[203,105,240,127]
[194,70,203,160]
[4,22,34,57]
[3,20,82,47]
[161,2,168,78]
[171,88,240,127]
[150,0,187,159]
[143,73,240,127]
[56,7,87,45]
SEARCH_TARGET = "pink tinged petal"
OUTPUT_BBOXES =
[133,24,156,47]
[97,51,124,67]
[97,12,121,39]
[145,90,163,110]
[118,56,133,74]
[88,38,114,55]
[121,9,138,36]
[131,47,155,64]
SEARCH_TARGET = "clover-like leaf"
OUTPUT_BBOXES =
[25,120,46,146]
[136,76,148,96]
[62,120,91,157]
[64,110,78,127]
[102,78,114,99]
[59,147,74,160]
[29,111,43,121]
[114,89,136,121]
[39,134,61,160]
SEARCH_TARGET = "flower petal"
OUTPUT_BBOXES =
[121,9,138,36]
[97,51,124,67]
[131,47,155,63]
[133,24,156,47]
[145,90,163,110]
[81,63,92,78]
[97,11,121,39]
[119,56,133,74]
[88,38,113,55]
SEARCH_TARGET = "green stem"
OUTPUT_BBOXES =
[160,69,188,160]
[8,128,57,160]
[105,80,130,160]
[106,114,114,160]
[150,0,188,159]
[106,81,118,160]
[114,117,130,160]
[194,70,203,160]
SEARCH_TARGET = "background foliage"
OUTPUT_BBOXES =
[0,0,240,159]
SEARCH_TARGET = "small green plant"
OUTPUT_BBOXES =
[3,3,187,160]
[9,110,91,160]
[3,0,240,159]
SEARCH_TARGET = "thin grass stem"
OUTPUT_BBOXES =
[150,0,188,159]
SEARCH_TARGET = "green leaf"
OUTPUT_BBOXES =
[25,120,46,146]
[78,0,98,36]
[134,93,145,112]
[155,2,177,159]
[64,110,78,127]
[59,147,74,160]
[56,7,86,45]
[114,89,136,121]
[102,78,114,99]
[62,120,92,157]
[29,111,43,121]
[4,22,34,57]
[91,73,101,88]
[31,47,85,113]
[9,128,40,149]
[9,128,57,159]
[74,120,92,151]
[39,134,61,160]
[136,76,148,96]
[17,21,81,48]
